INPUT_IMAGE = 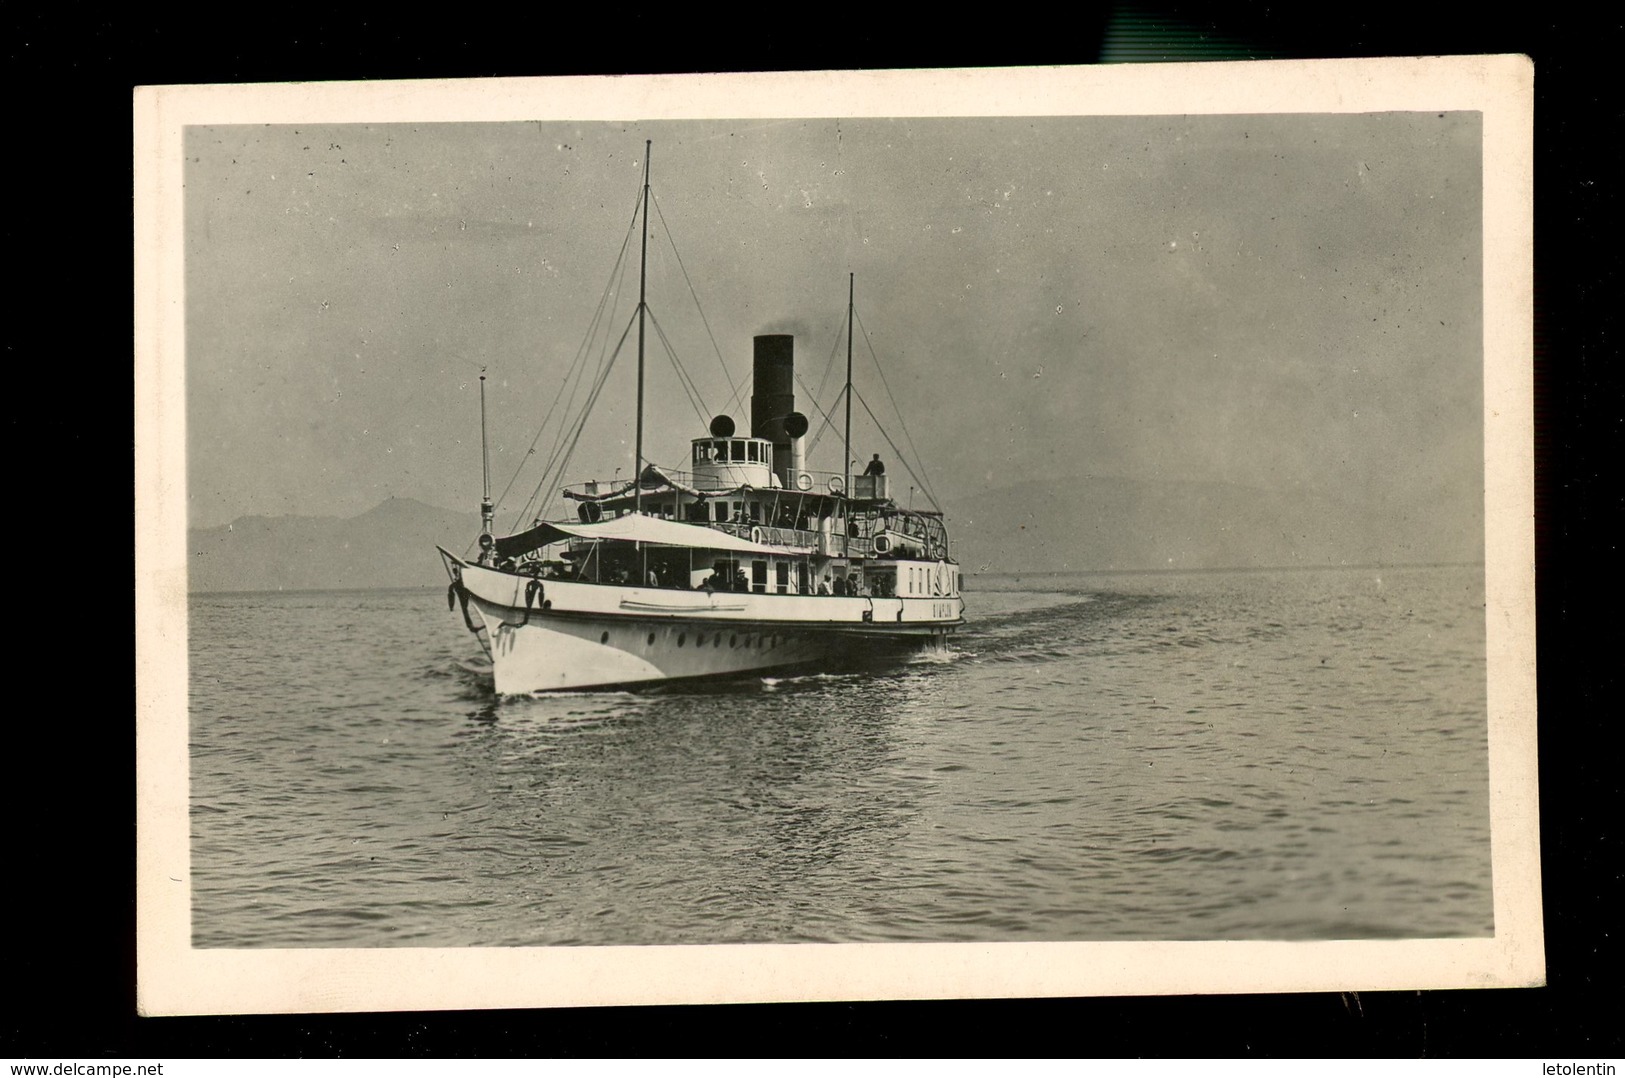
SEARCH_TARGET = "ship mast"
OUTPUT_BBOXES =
[843,272,854,556]
[478,372,494,558]
[635,140,651,519]
[634,142,652,581]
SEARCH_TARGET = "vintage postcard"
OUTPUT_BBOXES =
[134,56,1538,1014]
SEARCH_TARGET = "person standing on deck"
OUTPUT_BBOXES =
[863,454,885,476]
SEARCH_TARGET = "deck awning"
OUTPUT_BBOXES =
[492,513,808,560]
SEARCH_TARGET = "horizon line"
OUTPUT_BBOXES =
[188,560,1486,598]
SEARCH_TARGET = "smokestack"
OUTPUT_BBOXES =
[752,334,795,482]
[751,335,794,442]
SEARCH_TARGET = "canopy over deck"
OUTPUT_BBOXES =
[493,513,808,560]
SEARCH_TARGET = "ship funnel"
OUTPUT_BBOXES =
[752,334,797,482]
[751,335,795,440]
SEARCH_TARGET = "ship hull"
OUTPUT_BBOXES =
[442,551,963,694]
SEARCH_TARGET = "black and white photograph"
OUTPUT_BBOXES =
[134,58,1539,1013]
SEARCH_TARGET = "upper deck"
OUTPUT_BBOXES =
[560,462,946,561]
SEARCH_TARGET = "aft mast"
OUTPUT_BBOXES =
[843,272,854,556]
[634,141,652,579]
[635,140,651,520]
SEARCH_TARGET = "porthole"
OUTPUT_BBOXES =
[730,634,737,648]
[713,634,721,647]
[647,633,656,646]
[677,633,686,647]
[600,631,609,644]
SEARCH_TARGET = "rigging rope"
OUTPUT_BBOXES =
[795,375,846,457]
[491,228,631,532]
[855,307,941,511]
[810,310,847,406]
[651,194,748,420]
[646,307,713,429]
[523,309,638,525]
[799,302,856,455]
[518,198,645,527]
[467,200,640,555]
[472,174,957,539]
[854,387,941,512]
[490,188,644,537]
[530,230,637,520]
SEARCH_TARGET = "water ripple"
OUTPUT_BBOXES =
[189,565,1492,946]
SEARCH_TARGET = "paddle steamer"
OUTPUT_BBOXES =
[439,143,964,692]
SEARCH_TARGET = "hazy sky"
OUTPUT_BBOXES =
[184,112,1481,531]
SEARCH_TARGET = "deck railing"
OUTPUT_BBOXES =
[703,521,876,557]
[564,464,865,499]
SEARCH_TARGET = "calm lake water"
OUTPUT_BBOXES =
[188,564,1491,947]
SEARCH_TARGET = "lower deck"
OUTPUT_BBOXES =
[443,550,963,693]
[450,555,965,629]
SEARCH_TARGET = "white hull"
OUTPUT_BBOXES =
[443,552,963,693]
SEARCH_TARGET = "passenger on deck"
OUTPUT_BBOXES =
[646,568,660,588]
[818,576,831,595]
[847,572,862,596]
[863,454,885,476]
[733,567,750,592]
[832,574,848,596]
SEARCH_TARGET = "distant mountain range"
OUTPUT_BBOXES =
[186,497,484,593]
[184,478,1483,593]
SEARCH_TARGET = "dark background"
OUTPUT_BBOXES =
[14,2,1616,1058]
